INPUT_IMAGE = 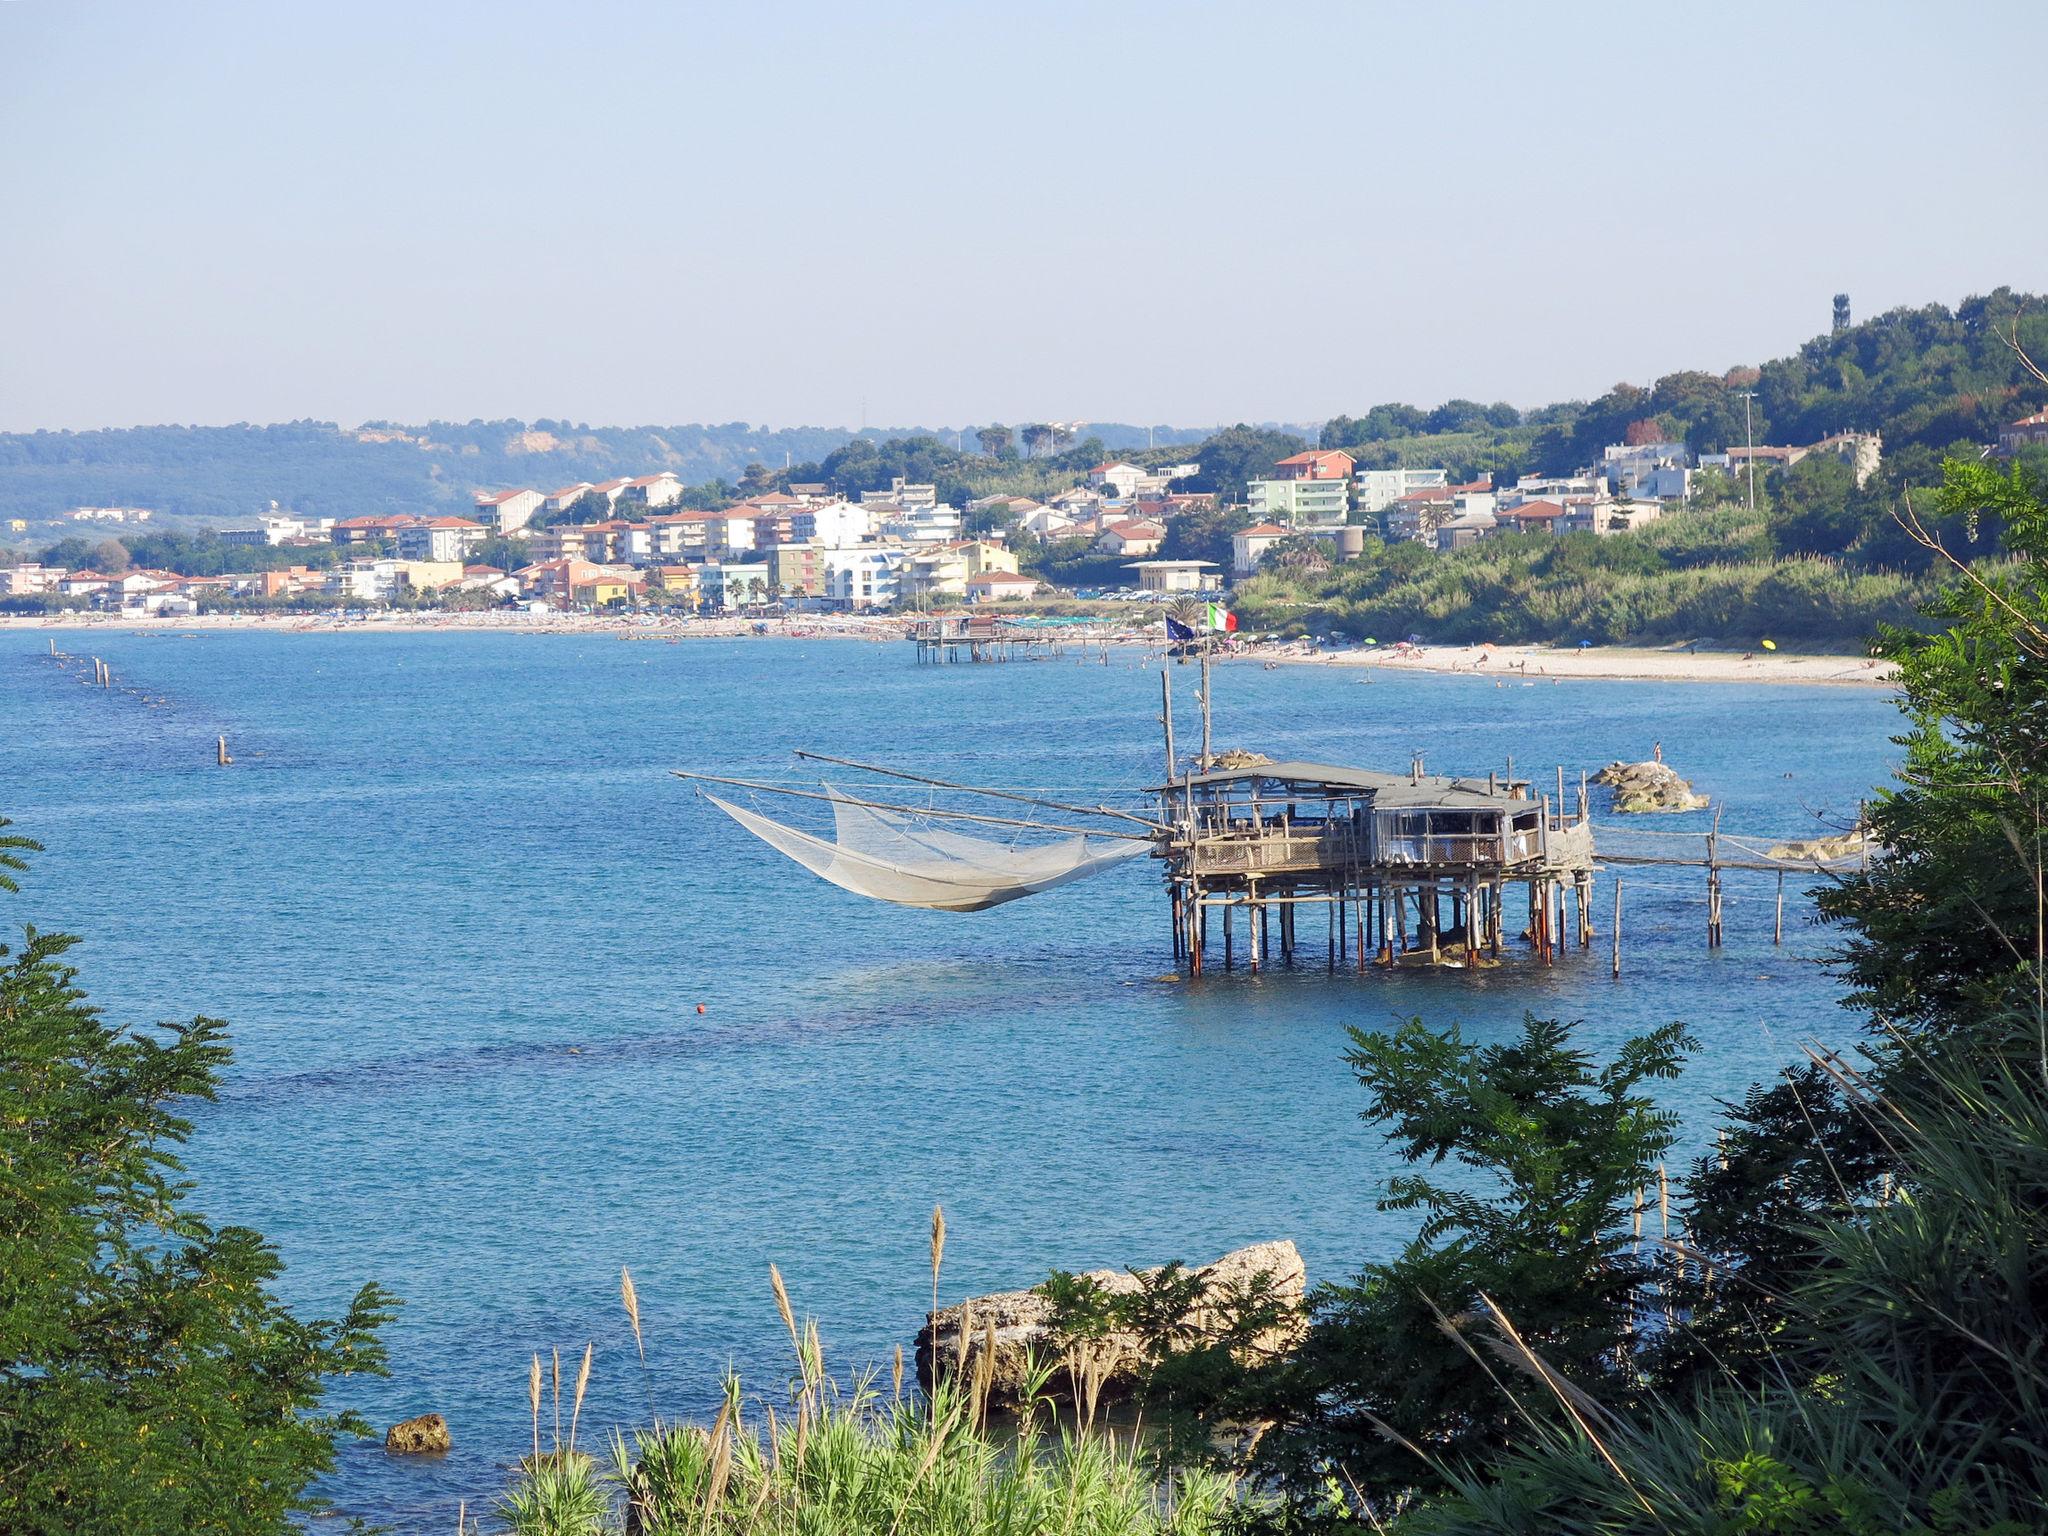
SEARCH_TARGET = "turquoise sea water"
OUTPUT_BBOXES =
[0,630,1901,1530]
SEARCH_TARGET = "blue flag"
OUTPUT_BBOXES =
[1165,615,1197,643]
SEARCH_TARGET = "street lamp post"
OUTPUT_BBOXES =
[1739,391,1759,513]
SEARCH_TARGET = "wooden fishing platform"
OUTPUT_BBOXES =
[908,616,1072,664]
[1158,756,1597,973]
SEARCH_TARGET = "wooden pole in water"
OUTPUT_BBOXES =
[1612,878,1623,978]
[1774,868,1784,945]
[1160,669,1176,781]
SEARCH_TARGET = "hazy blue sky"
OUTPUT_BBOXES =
[3,1,2042,432]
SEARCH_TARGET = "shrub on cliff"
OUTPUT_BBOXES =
[0,823,394,1536]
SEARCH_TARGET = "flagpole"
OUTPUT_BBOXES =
[1199,637,1213,770]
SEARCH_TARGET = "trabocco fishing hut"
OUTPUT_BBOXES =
[1157,757,1597,974]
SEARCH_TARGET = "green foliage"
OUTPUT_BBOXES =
[1064,1015,1694,1511]
[498,1368,1243,1536]
[1819,457,2048,1032]
[0,841,394,1535]
[1233,521,1938,647]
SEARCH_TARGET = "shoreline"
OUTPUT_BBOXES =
[1283,640,1896,688]
[2,612,1898,687]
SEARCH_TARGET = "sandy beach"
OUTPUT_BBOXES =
[3,612,1899,687]
[1299,640,1897,687]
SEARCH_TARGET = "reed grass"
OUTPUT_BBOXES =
[496,1226,1249,1536]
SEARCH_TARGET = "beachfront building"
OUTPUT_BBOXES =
[396,517,486,564]
[327,559,401,602]
[823,547,906,609]
[1124,559,1221,594]
[698,561,772,611]
[763,543,824,601]
[1231,523,1291,576]
[394,560,466,593]
[965,571,1040,603]
[1354,466,1448,514]
[0,564,61,596]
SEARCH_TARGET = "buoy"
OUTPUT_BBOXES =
[695,1003,706,1014]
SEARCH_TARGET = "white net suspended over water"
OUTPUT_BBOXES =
[705,786,1151,912]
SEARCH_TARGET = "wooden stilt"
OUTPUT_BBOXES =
[1774,869,1784,945]
[1612,878,1623,978]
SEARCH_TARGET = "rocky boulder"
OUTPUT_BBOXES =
[914,1239,1305,1405]
[1767,824,1874,863]
[384,1412,451,1455]
[1592,760,1709,814]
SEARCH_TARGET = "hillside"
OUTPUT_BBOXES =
[0,418,1209,528]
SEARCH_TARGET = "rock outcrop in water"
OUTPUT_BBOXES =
[1592,760,1709,814]
[384,1412,451,1455]
[1767,823,1875,864]
[914,1240,1305,1404]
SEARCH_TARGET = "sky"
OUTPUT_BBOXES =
[2,0,2043,434]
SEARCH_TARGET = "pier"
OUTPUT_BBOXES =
[908,616,1074,664]
[1158,757,1597,974]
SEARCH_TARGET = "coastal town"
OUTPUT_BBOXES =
[2,411,1979,623]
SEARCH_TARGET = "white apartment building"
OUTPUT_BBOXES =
[860,477,937,512]
[822,547,906,609]
[791,500,873,546]
[1353,467,1448,514]
[877,506,964,543]
[1247,478,1349,526]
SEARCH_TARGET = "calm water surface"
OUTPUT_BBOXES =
[0,629,1901,1529]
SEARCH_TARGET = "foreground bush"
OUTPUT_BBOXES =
[0,820,394,1536]
[494,1257,1244,1536]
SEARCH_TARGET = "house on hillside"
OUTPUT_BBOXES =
[1999,410,2048,455]
[474,488,545,534]
[1096,518,1166,557]
[1354,466,1449,513]
[1249,449,1353,526]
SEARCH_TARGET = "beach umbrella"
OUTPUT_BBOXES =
[1364,637,1377,645]
[1761,638,1778,651]
[1578,639,1593,648]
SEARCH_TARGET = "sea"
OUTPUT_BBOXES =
[0,628,1902,1530]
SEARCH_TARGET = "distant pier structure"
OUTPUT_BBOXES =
[909,616,1073,664]
[1159,758,1597,973]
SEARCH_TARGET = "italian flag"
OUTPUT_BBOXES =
[1205,602,1238,633]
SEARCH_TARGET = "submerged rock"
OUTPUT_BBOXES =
[384,1412,451,1455]
[914,1239,1305,1405]
[1592,760,1709,814]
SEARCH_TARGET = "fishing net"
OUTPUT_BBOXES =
[704,788,1150,912]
